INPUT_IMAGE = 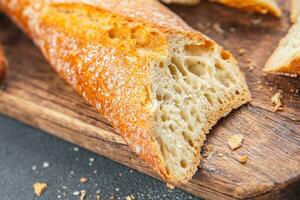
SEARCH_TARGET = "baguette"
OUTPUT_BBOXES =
[0,0,251,184]
[264,18,300,75]
[211,0,282,17]
[291,0,300,23]
[161,0,201,5]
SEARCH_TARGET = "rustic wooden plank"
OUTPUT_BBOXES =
[0,0,299,199]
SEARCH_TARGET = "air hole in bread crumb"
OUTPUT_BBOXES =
[159,62,164,68]
[180,111,189,121]
[181,131,194,147]
[156,93,162,101]
[175,85,183,94]
[215,62,222,69]
[204,93,213,104]
[167,64,177,78]
[166,166,171,175]
[180,160,188,168]
[188,124,195,132]
[185,59,207,77]
[235,90,240,95]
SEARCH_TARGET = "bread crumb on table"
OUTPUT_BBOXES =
[239,155,248,164]
[271,92,283,112]
[80,190,87,200]
[80,177,88,183]
[238,48,246,56]
[228,134,244,150]
[203,144,214,158]
[125,195,135,200]
[33,182,48,197]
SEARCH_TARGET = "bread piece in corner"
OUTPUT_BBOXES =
[161,0,201,5]
[1,0,251,184]
[264,19,300,76]
[211,0,282,17]
[291,0,300,23]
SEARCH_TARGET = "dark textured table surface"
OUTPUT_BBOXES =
[0,114,200,200]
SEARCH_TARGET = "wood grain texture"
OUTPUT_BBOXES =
[0,0,299,199]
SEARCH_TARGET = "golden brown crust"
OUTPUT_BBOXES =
[264,55,300,75]
[211,0,282,17]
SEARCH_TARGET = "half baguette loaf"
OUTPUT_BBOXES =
[0,0,251,184]
[264,17,300,75]
[291,0,300,23]
[211,0,282,17]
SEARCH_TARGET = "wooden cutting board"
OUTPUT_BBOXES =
[0,1,299,199]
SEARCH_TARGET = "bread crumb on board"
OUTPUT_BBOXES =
[80,190,87,200]
[33,182,48,197]
[228,134,244,150]
[203,144,214,158]
[271,92,283,112]
[239,155,248,164]
[80,177,88,183]
[125,195,135,200]
[166,183,175,189]
[238,48,246,56]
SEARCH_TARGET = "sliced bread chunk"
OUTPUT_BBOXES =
[264,19,300,75]
[161,0,201,5]
[1,0,251,184]
[211,0,282,17]
[291,0,300,23]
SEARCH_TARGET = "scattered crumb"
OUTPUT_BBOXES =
[218,153,224,157]
[62,185,67,189]
[80,177,88,184]
[166,183,175,190]
[70,171,74,175]
[125,195,135,200]
[212,23,224,34]
[73,191,80,196]
[129,170,133,173]
[203,144,214,158]
[95,193,101,200]
[271,92,283,112]
[238,48,246,56]
[73,147,79,152]
[228,134,244,150]
[42,162,50,168]
[93,170,98,174]
[118,172,123,177]
[110,194,115,200]
[80,190,87,200]
[32,165,37,171]
[89,157,95,162]
[33,182,48,197]
[239,155,248,164]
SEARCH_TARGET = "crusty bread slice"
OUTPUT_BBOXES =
[211,0,282,17]
[291,0,300,23]
[264,18,300,75]
[1,0,251,184]
[161,0,201,5]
